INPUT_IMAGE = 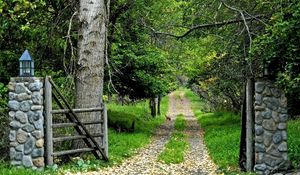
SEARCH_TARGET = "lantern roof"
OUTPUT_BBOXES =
[19,50,33,61]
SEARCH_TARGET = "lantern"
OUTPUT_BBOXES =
[19,50,34,77]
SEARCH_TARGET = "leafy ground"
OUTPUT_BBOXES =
[0,97,168,174]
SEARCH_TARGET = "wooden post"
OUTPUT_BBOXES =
[239,85,247,171]
[246,78,254,171]
[45,76,53,165]
[103,104,108,158]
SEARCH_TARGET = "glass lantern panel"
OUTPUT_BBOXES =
[31,61,34,76]
[25,61,30,74]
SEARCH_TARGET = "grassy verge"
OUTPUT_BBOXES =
[158,115,188,164]
[196,112,241,172]
[288,118,300,168]
[0,96,169,174]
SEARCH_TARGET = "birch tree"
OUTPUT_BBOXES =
[75,0,107,148]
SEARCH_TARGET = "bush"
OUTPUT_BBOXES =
[0,108,9,160]
[107,110,136,132]
[0,83,8,160]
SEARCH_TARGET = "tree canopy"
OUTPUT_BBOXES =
[1,0,300,114]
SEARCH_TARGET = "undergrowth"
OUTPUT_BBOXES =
[288,118,300,168]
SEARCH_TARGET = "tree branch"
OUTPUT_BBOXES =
[63,10,78,75]
[152,15,265,39]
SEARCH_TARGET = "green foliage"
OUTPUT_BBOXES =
[183,88,212,113]
[150,1,267,112]
[251,0,300,115]
[0,1,73,82]
[107,110,136,131]
[288,118,300,168]
[0,83,8,160]
[106,2,175,111]
[108,30,172,99]
[0,108,9,161]
[0,82,8,107]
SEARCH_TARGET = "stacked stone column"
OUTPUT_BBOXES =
[8,77,44,169]
[254,80,289,174]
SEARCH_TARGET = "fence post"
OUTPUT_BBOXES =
[103,104,108,158]
[246,78,254,171]
[45,76,53,165]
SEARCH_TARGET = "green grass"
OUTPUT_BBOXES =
[0,162,61,175]
[158,132,187,164]
[174,114,186,131]
[197,112,241,172]
[288,118,300,168]
[158,115,188,164]
[0,96,169,174]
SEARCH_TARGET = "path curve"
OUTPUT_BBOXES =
[68,91,217,175]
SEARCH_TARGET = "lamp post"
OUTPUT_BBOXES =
[19,50,34,77]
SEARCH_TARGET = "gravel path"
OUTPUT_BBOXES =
[67,91,217,175]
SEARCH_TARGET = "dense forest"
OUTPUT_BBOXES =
[1,0,300,113]
[1,0,300,171]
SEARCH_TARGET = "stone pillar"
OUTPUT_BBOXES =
[254,80,289,174]
[8,77,45,169]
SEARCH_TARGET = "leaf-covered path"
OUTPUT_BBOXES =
[68,91,217,175]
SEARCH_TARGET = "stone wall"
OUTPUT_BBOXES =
[8,77,44,169]
[254,80,289,174]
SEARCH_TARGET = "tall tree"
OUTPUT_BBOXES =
[75,0,107,147]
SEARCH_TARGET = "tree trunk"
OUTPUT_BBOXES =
[121,95,124,106]
[74,0,107,148]
[157,95,161,115]
[149,98,156,117]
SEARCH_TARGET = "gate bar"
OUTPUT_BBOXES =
[52,107,103,114]
[52,120,103,128]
